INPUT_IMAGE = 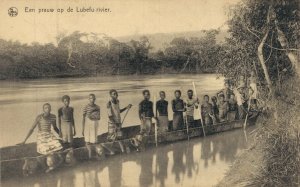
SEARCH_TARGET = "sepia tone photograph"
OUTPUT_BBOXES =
[0,0,299,186]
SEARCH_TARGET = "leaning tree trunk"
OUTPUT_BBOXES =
[275,24,300,76]
[258,27,280,124]
[257,5,275,96]
[180,57,190,73]
[258,28,273,94]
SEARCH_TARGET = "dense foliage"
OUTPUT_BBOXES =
[0,30,223,79]
[217,0,299,86]
[217,0,300,186]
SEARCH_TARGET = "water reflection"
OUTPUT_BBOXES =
[201,138,212,168]
[60,170,76,187]
[2,127,254,187]
[82,168,101,187]
[172,144,186,184]
[138,152,154,187]
[155,148,169,187]
[185,144,199,179]
[108,158,122,187]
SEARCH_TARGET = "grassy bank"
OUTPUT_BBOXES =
[217,78,300,187]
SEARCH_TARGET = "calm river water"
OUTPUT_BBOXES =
[0,74,254,187]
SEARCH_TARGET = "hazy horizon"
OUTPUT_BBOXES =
[0,0,240,44]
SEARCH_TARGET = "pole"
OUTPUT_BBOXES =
[154,95,158,147]
[121,106,131,125]
[192,82,206,137]
[185,111,190,141]
[111,105,132,144]
[243,94,252,129]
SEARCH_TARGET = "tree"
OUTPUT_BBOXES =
[217,1,300,186]
[219,0,299,93]
[130,36,151,74]
[165,30,221,73]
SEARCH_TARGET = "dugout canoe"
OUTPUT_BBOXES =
[0,112,259,179]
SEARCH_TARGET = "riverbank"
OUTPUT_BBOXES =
[217,78,300,187]
[216,119,265,187]
[0,71,216,81]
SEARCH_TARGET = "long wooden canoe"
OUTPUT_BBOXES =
[0,112,259,179]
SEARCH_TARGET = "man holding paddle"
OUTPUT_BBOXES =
[107,89,132,141]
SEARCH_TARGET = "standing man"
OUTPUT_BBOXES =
[216,94,229,122]
[201,95,214,126]
[227,94,238,121]
[156,91,169,135]
[82,94,100,159]
[185,90,199,128]
[217,81,234,101]
[234,86,248,119]
[58,95,75,148]
[139,90,155,135]
[248,71,258,110]
[172,90,185,130]
[107,89,132,141]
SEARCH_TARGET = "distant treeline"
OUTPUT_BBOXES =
[0,30,223,79]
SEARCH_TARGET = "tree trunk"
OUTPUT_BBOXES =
[196,61,200,73]
[258,28,279,124]
[276,24,300,76]
[66,43,75,68]
[180,57,190,73]
[258,28,273,95]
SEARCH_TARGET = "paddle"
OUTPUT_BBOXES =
[121,104,132,125]
[192,81,206,137]
[110,104,132,149]
[154,95,158,147]
[243,93,252,129]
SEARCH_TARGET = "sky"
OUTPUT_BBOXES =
[0,0,240,44]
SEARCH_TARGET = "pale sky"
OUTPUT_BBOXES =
[0,0,240,44]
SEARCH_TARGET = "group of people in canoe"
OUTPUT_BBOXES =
[18,72,258,172]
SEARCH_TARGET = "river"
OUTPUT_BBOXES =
[0,74,254,186]
[0,74,224,147]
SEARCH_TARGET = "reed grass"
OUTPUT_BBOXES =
[250,78,300,187]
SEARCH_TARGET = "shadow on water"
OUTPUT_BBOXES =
[1,127,254,187]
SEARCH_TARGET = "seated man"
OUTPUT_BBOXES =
[201,95,214,126]
[20,103,63,172]
[217,94,229,122]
